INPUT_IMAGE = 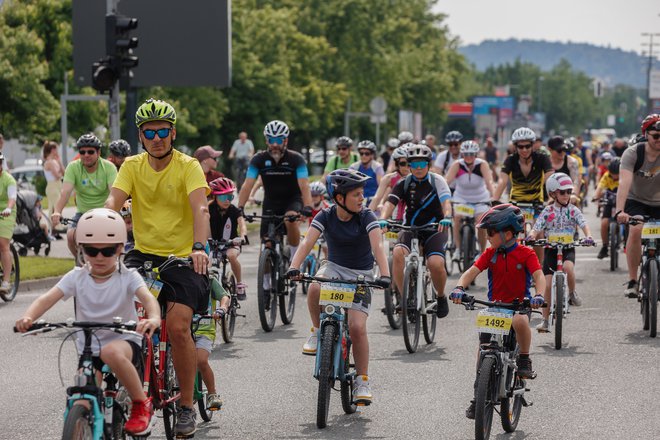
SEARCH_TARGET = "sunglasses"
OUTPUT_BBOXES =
[409,160,428,169]
[337,146,349,151]
[516,143,533,150]
[266,136,285,145]
[359,150,373,156]
[648,133,660,140]
[462,153,476,157]
[448,143,460,147]
[556,189,573,195]
[82,245,119,257]
[216,194,234,202]
[396,161,409,167]
[79,149,97,156]
[142,128,172,140]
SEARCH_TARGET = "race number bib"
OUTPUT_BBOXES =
[385,231,399,242]
[144,279,163,299]
[642,222,660,239]
[319,282,356,308]
[476,308,513,335]
[521,208,535,223]
[547,229,574,244]
[455,204,476,217]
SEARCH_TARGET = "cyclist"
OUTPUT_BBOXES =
[15,208,161,435]
[449,204,545,419]
[309,181,330,218]
[0,153,16,294]
[287,168,390,405]
[380,144,453,318]
[611,138,628,158]
[194,145,224,185]
[593,158,620,259]
[368,145,410,219]
[398,130,414,145]
[108,139,132,170]
[380,137,398,172]
[52,133,118,259]
[597,151,613,181]
[432,131,463,184]
[350,140,384,203]
[482,136,499,183]
[209,177,248,300]
[445,140,494,258]
[238,120,313,266]
[616,114,660,298]
[119,199,135,253]
[105,98,211,437]
[527,173,594,331]
[547,136,581,204]
[322,136,358,179]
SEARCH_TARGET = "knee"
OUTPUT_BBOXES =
[393,247,405,263]
[349,322,367,340]
[427,256,446,273]
[167,322,193,345]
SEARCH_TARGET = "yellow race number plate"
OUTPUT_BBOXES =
[319,283,355,308]
[476,308,513,335]
[455,204,476,217]
[547,231,574,244]
[642,222,660,239]
[385,231,398,241]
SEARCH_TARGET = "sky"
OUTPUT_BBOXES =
[433,0,660,54]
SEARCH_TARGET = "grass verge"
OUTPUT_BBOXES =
[19,256,74,281]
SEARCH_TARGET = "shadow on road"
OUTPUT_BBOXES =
[292,414,386,439]
[247,324,301,343]
[494,429,530,439]
[623,331,660,347]
[373,345,450,363]
[537,344,596,357]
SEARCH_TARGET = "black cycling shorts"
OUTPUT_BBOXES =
[124,250,210,314]
[260,198,303,238]
[542,247,576,276]
[601,204,614,219]
[396,230,448,259]
[624,199,660,220]
[90,340,142,374]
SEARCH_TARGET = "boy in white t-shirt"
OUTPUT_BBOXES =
[15,208,161,436]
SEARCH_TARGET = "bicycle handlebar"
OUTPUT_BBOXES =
[14,319,138,336]
[385,221,440,233]
[459,294,543,314]
[523,238,596,248]
[244,213,302,223]
[628,216,659,226]
[296,273,387,289]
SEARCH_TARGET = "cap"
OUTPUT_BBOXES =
[193,145,222,162]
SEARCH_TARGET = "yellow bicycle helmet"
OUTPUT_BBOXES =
[135,98,177,127]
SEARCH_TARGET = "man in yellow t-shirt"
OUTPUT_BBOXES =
[105,98,209,437]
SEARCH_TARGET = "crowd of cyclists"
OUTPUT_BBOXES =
[9,97,660,437]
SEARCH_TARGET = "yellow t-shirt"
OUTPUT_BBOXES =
[113,149,209,257]
[597,171,619,192]
[570,153,584,175]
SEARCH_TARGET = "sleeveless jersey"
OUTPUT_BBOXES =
[452,158,491,204]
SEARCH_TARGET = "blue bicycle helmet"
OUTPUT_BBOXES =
[477,204,524,233]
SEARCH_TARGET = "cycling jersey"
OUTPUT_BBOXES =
[387,172,451,226]
[553,155,570,176]
[349,160,384,198]
[452,158,491,204]
[389,172,405,221]
[246,149,309,202]
[209,203,242,241]
[63,158,117,213]
[570,153,585,175]
[324,152,359,173]
[501,152,553,203]
[597,172,619,192]
[532,203,587,233]
[474,244,541,302]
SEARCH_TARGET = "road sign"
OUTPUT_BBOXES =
[370,114,387,124]
[650,70,660,99]
[369,96,387,115]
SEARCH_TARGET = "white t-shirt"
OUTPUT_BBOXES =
[230,139,254,159]
[56,266,145,354]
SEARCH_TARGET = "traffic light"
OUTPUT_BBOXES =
[92,14,138,92]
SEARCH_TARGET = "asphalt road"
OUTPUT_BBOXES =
[1,204,659,439]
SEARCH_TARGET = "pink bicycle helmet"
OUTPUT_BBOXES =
[209,177,236,195]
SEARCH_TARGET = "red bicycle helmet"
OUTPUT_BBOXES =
[209,177,236,195]
[641,113,660,135]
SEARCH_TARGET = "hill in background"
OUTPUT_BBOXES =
[459,39,658,88]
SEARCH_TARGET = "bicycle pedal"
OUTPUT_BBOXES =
[521,397,533,407]
[175,435,194,439]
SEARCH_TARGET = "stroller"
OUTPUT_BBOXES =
[13,189,51,256]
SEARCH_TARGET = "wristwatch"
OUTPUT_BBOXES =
[192,242,205,252]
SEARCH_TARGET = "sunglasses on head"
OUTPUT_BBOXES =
[556,189,572,195]
[142,127,172,140]
[78,149,97,156]
[216,194,234,202]
[648,133,660,140]
[516,143,533,150]
[266,136,285,145]
[409,160,428,169]
[82,245,119,257]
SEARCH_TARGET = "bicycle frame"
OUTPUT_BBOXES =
[314,306,352,384]
[479,331,521,402]
[549,245,569,331]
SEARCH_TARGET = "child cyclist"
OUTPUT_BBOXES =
[308,181,330,257]
[286,169,391,404]
[592,158,620,260]
[448,204,546,419]
[208,177,248,300]
[527,173,594,331]
[15,208,161,435]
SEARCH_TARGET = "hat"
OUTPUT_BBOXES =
[548,136,566,152]
[193,145,222,161]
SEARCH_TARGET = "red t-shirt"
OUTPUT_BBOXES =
[473,244,541,302]
[308,200,330,225]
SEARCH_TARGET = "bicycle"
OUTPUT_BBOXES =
[0,238,20,302]
[387,221,440,353]
[296,273,385,429]
[597,192,624,272]
[208,239,247,343]
[629,216,660,337]
[244,212,301,332]
[511,202,544,236]
[60,216,85,267]
[453,202,488,272]
[15,319,140,439]
[458,295,542,440]
[300,235,325,295]
[525,236,595,349]
[382,221,402,329]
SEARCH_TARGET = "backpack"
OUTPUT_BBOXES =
[402,172,440,195]
[633,143,645,173]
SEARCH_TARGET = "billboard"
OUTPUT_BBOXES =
[472,96,515,126]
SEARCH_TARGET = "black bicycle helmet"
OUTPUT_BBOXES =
[445,131,464,144]
[326,169,371,197]
[336,136,353,148]
[477,204,524,233]
[108,139,131,157]
[608,158,621,174]
[76,133,102,150]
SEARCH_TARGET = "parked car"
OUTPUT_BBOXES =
[10,164,46,194]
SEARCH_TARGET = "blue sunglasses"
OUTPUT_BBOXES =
[216,194,234,202]
[266,136,285,145]
[409,160,428,169]
[142,128,172,140]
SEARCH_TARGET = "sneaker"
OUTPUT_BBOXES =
[236,282,247,301]
[597,246,608,260]
[436,295,449,318]
[568,292,582,306]
[465,400,476,419]
[0,281,10,293]
[124,398,153,435]
[353,375,372,405]
[174,406,197,437]
[624,280,638,299]
[516,356,536,379]
[206,393,223,411]
[302,328,318,355]
[536,319,549,333]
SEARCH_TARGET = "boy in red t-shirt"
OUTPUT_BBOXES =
[449,204,545,419]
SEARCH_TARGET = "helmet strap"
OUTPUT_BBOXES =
[334,194,359,216]
[143,144,174,160]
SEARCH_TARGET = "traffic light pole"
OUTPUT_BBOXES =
[107,0,121,141]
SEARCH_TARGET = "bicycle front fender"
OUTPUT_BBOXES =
[65,394,104,440]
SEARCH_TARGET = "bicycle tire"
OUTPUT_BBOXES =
[609,221,618,271]
[279,253,296,325]
[445,225,455,276]
[317,324,336,429]
[461,224,473,273]
[500,353,523,432]
[340,337,357,415]
[301,257,313,295]
[62,403,93,439]
[257,248,278,332]
[642,268,650,331]
[384,255,402,330]
[401,263,420,353]
[163,345,179,440]
[112,386,130,440]
[475,356,497,440]
[0,244,20,302]
[649,261,658,338]
[554,275,564,350]
[221,274,238,343]
[422,275,437,344]
[196,371,214,422]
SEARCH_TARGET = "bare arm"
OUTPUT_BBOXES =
[568,156,580,189]
[238,216,248,238]
[289,227,321,269]
[481,162,495,198]
[104,187,129,212]
[615,168,633,221]
[237,177,256,208]
[444,162,459,186]
[298,178,313,208]
[492,172,509,201]
[189,187,211,274]
[15,287,65,332]
[380,200,396,220]
[134,286,161,336]
[457,266,482,288]
[369,228,390,277]
[531,269,545,297]
[369,173,393,211]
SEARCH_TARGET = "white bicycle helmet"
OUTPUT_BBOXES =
[511,127,536,143]
[460,140,480,155]
[545,172,573,194]
[76,208,127,245]
[391,146,408,161]
[309,181,327,196]
[406,144,433,162]
[357,140,377,153]
[398,131,414,144]
[387,137,400,148]
[263,120,290,138]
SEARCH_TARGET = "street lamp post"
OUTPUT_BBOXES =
[641,32,660,115]
[537,76,544,113]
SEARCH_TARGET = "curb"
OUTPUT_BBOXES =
[19,276,62,292]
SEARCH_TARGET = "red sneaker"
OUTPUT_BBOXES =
[124,398,153,435]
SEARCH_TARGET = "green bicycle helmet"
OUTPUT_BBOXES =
[135,98,177,127]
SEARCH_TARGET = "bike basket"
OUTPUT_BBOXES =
[454,204,476,217]
[319,282,356,308]
[476,307,514,335]
[547,229,575,244]
[642,222,660,240]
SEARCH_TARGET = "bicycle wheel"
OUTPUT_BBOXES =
[62,403,93,439]
[422,275,437,344]
[340,336,357,415]
[649,261,658,338]
[257,248,278,332]
[221,274,237,343]
[609,221,618,271]
[554,275,564,350]
[401,264,420,353]
[163,345,179,440]
[301,257,313,295]
[500,355,523,432]
[196,371,214,422]
[384,255,402,330]
[444,226,455,276]
[475,356,497,440]
[0,244,20,302]
[317,324,336,429]
[279,253,297,325]
[111,386,131,440]
[642,268,650,331]
[461,224,474,272]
